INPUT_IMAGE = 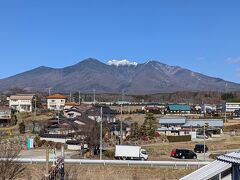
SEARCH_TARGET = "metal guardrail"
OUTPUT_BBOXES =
[4,158,211,168]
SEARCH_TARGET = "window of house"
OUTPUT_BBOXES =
[51,100,55,103]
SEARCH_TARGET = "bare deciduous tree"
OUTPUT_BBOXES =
[0,142,25,179]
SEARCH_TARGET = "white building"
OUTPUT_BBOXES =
[223,102,240,113]
[9,94,34,112]
[47,93,66,110]
[201,104,217,114]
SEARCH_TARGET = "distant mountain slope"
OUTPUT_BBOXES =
[0,58,239,94]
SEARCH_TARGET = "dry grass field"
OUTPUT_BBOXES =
[17,164,195,180]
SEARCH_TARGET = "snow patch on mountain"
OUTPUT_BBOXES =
[107,59,138,66]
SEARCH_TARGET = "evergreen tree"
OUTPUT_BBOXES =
[130,122,139,139]
[142,113,157,139]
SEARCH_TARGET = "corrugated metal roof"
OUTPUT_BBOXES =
[159,118,186,125]
[168,104,191,111]
[180,160,231,180]
[182,119,224,127]
[217,151,240,164]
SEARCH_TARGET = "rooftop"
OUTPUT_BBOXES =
[159,117,186,125]
[180,160,231,180]
[168,104,191,111]
[10,94,34,100]
[217,151,240,164]
[46,93,67,99]
[183,119,224,127]
[65,102,80,106]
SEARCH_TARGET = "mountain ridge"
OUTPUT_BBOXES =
[0,58,239,94]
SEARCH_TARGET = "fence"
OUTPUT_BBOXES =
[8,158,210,169]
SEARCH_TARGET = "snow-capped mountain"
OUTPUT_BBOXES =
[0,58,239,94]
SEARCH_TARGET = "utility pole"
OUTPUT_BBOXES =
[225,104,227,123]
[78,91,81,105]
[69,92,72,102]
[120,104,123,145]
[57,105,60,124]
[45,146,49,178]
[93,89,96,105]
[34,97,37,121]
[203,123,206,161]
[224,83,227,123]
[100,107,103,160]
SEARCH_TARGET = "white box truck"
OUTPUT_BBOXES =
[115,145,148,161]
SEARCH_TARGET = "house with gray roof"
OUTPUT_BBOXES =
[159,117,187,127]
[182,119,224,128]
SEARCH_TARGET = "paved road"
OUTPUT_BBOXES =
[19,149,79,159]
[196,148,240,161]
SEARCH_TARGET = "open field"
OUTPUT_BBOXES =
[17,164,195,180]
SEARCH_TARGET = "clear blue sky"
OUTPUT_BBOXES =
[0,0,240,83]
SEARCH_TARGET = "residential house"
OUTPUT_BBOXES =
[158,117,223,138]
[159,117,186,128]
[103,120,129,140]
[9,94,34,112]
[201,104,217,114]
[167,104,191,114]
[63,103,93,119]
[47,93,67,110]
[223,102,240,113]
[41,115,97,145]
[182,119,224,129]
[64,107,82,119]
[86,106,118,122]
[0,106,12,126]
[64,102,80,110]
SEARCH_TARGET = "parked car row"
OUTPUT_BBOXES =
[170,144,209,159]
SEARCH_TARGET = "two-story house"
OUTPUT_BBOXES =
[47,93,67,110]
[9,94,34,112]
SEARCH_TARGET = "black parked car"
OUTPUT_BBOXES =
[171,149,197,159]
[194,144,208,153]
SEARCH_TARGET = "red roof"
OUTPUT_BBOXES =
[46,93,67,99]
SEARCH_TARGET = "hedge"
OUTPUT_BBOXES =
[167,135,191,142]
